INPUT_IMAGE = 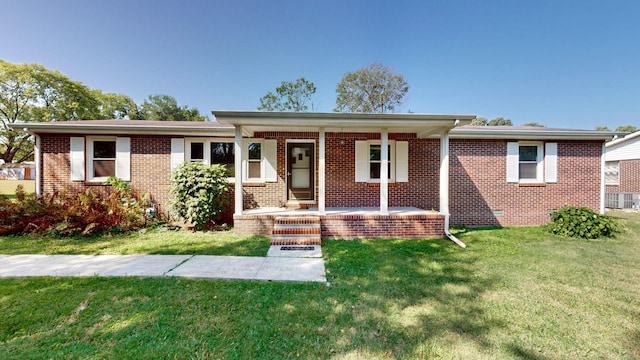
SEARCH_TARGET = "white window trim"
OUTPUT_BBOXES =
[518,142,544,183]
[185,138,237,182]
[605,161,620,185]
[182,137,277,183]
[245,139,264,182]
[368,140,396,183]
[86,136,117,183]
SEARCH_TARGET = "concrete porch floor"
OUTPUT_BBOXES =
[243,206,440,216]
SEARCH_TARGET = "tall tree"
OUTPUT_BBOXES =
[258,78,316,111]
[470,117,488,126]
[615,125,638,133]
[334,63,409,113]
[137,94,207,121]
[522,122,545,127]
[95,91,138,119]
[487,117,513,126]
[595,126,611,131]
[0,60,100,163]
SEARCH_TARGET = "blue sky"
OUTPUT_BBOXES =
[1,0,639,129]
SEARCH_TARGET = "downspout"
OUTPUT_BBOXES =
[600,142,606,214]
[23,128,41,197]
[440,123,466,248]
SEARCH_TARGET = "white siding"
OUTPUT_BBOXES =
[606,135,640,161]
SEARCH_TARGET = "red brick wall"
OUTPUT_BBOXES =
[449,139,603,227]
[40,134,604,229]
[40,134,175,214]
[606,159,640,193]
[323,133,440,209]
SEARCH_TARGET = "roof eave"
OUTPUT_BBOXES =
[11,123,235,136]
[450,129,617,141]
[212,110,476,125]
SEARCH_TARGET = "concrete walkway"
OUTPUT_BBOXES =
[0,249,326,282]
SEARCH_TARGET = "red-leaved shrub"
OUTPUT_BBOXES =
[0,182,150,237]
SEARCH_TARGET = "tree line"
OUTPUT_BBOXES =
[0,60,207,163]
[3,59,637,163]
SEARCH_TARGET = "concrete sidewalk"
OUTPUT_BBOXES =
[0,253,326,283]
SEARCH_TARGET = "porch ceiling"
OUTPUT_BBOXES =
[213,111,476,138]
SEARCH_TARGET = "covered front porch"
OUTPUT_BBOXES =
[213,111,475,243]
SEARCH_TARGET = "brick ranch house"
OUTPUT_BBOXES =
[604,130,640,209]
[15,111,615,247]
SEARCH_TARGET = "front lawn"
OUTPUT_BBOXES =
[0,212,638,358]
[0,228,270,256]
[0,179,35,199]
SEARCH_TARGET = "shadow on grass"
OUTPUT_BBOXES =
[309,237,502,357]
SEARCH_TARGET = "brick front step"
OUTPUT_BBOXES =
[270,236,322,245]
[270,216,322,245]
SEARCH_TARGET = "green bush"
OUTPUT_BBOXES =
[170,161,231,230]
[546,206,619,239]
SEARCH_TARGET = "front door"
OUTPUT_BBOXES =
[287,142,315,201]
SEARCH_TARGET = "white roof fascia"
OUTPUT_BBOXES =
[605,130,640,148]
[11,123,235,137]
[450,128,617,141]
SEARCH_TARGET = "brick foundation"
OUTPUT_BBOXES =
[233,213,445,239]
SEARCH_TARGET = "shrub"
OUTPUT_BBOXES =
[170,161,231,230]
[0,180,149,237]
[546,206,619,239]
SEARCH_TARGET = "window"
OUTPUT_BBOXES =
[518,144,541,181]
[182,138,277,182]
[355,140,408,183]
[369,144,392,180]
[81,137,130,182]
[506,142,556,184]
[247,142,262,179]
[211,142,235,177]
[186,139,236,180]
[92,140,116,178]
[190,142,204,162]
[605,161,620,185]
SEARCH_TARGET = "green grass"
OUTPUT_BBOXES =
[0,211,639,358]
[0,228,271,256]
[0,180,35,199]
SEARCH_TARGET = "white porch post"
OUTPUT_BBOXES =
[380,128,389,215]
[34,134,41,196]
[439,131,450,225]
[318,127,326,215]
[234,125,243,216]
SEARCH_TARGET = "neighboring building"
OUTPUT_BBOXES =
[605,131,640,209]
[14,112,615,246]
[0,162,36,180]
